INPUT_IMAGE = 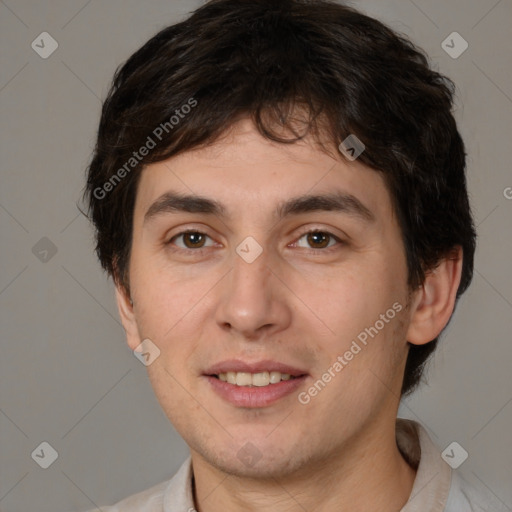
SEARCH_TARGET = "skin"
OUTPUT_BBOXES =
[116,118,463,512]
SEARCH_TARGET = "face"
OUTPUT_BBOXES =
[121,119,414,479]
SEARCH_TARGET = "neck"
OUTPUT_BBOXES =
[191,418,417,512]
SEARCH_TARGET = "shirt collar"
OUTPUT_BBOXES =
[162,453,194,511]
[398,419,452,511]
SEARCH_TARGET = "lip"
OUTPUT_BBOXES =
[203,359,309,408]
[205,375,308,408]
[204,359,308,377]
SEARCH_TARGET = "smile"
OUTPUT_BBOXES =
[215,371,296,387]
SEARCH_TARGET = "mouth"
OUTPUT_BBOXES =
[203,360,309,407]
[211,371,300,387]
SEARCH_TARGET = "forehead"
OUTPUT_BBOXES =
[134,119,394,225]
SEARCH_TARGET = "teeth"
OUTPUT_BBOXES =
[269,371,281,384]
[252,372,270,387]
[216,371,295,387]
[235,372,253,386]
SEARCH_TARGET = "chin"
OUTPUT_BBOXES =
[193,435,312,480]
[219,452,306,480]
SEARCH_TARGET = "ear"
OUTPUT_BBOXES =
[406,247,463,346]
[115,284,142,351]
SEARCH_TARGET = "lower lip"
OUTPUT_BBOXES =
[205,375,307,408]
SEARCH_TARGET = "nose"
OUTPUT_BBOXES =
[215,248,292,340]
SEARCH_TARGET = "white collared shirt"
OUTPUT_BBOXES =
[87,419,509,511]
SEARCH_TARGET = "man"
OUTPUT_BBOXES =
[84,0,506,510]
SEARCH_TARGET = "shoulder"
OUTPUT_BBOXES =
[84,479,170,512]
[84,456,193,512]
[397,419,509,512]
[445,471,510,512]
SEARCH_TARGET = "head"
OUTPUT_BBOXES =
[85,0,475,478]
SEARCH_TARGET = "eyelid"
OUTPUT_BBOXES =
[165,225,347,253]
[166,229,217,250]
[289,227,345,251]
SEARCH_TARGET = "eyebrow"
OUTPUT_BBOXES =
[143,191,375,224]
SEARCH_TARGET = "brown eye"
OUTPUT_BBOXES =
[182,232,206,248]
[306,232,332,249]
[169,231,214,250]
[295,231,339,250]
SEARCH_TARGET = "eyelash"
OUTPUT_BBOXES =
[166,228,345,255]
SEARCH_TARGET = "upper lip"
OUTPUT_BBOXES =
[204,359,308,377]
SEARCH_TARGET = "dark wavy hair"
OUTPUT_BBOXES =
[84,0,476,396]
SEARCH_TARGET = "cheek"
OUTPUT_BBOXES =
[320,263,402,334]
[306,256,409,391]
[145,359,201,433]
[129,268,197,369]
[131,248,206,332]
[304,306,408,420]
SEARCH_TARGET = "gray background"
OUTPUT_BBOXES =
[1,0,511,511]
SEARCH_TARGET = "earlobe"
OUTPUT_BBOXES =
[115,285,142,350]
[406,247,463,346]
